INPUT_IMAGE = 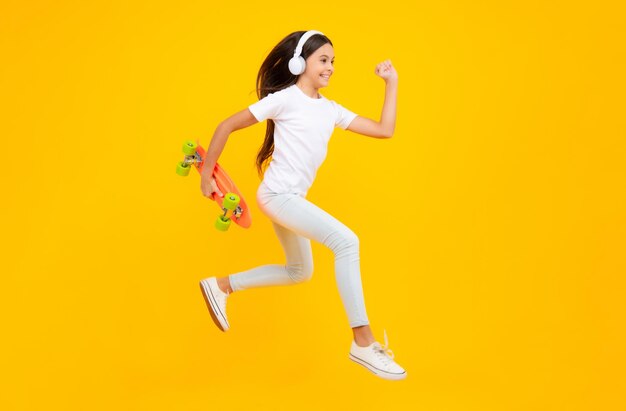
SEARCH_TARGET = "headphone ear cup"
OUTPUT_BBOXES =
[288,56,306,75]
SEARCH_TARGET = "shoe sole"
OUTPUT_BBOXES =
[349,353,407,380]
[199,279,228,332]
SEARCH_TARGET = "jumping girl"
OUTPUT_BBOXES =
[198,30,406,380]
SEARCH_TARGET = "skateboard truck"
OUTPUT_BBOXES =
[213,192,242,231]
[180,151,202,168]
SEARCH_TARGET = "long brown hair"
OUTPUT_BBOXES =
[254,31,333,178]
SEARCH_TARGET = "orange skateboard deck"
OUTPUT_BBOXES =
[177,141,252,231]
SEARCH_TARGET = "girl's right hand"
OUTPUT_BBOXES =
[200,173,224,200]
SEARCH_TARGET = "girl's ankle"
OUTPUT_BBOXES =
[217,277,233,294]
[354,337,376,347]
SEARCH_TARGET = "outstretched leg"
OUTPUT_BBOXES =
[255,192,371,330]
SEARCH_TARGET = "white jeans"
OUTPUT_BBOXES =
[228,181,370,328]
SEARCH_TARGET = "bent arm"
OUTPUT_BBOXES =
[200,108,259,177]
[347,80,398,138]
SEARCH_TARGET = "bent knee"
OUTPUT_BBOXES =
[344,230,359,248]
[328,229,360,254]
[286,261,314,283]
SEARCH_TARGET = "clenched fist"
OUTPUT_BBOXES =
[375,59,398,83]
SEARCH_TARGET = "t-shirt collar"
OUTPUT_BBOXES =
[293,84,324,102]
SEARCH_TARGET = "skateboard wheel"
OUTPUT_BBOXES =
[222,193,240,211]
[176,161,191,176]
[215,216,231,231]
[182,140,198,156]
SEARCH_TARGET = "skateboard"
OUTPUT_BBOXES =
[176,140,252,231]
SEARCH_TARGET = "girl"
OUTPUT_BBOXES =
[198,30,406,381]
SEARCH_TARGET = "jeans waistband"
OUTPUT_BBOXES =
[257,181,305,198]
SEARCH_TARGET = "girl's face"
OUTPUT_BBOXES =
[303,43,335,88]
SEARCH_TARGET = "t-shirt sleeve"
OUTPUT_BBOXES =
[333,101,359,130]
[248,91,284,122]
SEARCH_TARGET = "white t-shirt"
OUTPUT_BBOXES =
[248,84,358,196]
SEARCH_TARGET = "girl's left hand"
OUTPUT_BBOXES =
[375,60,398,83]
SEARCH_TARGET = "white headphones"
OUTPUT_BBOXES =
[288,30,325,75]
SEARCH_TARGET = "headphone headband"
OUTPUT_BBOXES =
[288,30,325,76]
[293,30,324,58]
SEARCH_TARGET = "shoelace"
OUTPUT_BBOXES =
[373,329,395,361]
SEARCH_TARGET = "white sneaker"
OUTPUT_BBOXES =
[199,277,230,331]
[349,330,407,380]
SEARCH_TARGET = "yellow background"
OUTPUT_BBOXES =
[2,1,624,410]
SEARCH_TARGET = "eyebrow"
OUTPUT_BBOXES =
[320,55,335,59]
